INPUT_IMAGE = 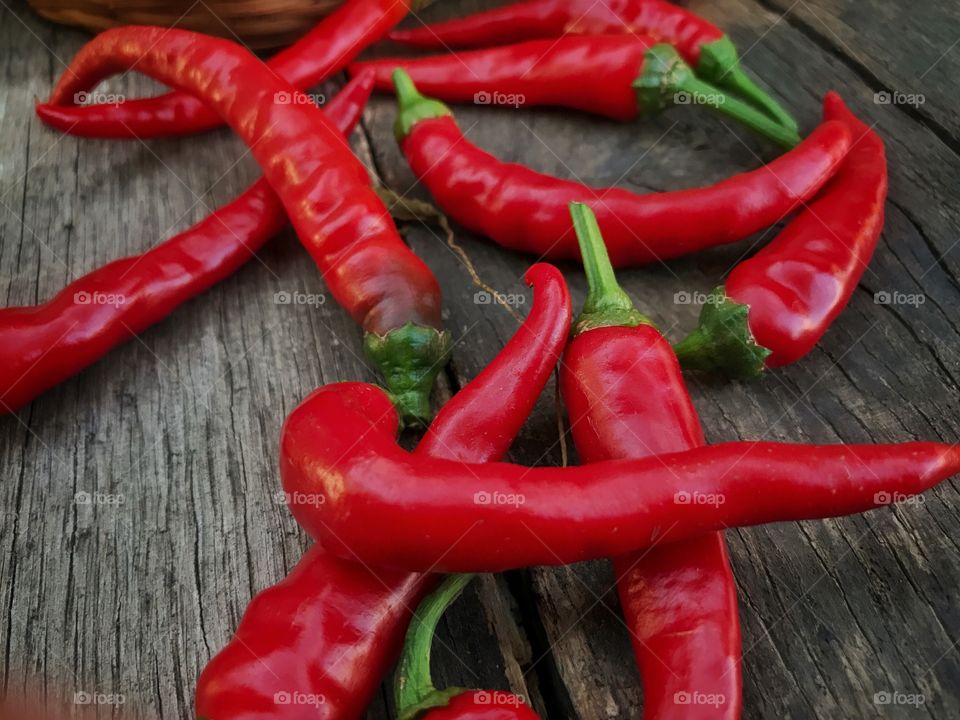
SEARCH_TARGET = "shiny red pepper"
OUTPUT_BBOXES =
[391,70,849,267]
[388,0,797,131]
[351,36,801,148]
[560,204,741,719]
[673,92,888,378]
[281,381,959,572]
[196,264,571,720]
[34,0,415,139]
[46,27,448,423]
[0,73,373,416]
[394,575,541,720]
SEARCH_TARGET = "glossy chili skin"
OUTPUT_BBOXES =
[0,75,372,415]
[395,83,850,267]
[674,93,888,378]
[416,691,540,720]
[34,0,414,139]
[560,204,741,719]
[196,264,571,720]
[280,381,960,573]
[387,0,797,131]
[46,27,446,422]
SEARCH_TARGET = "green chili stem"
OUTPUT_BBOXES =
[395,574,475,716]
[717,67,799,134]
[392,68,452,141]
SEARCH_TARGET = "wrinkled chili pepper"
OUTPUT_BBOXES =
[389,0,797,132]
[394,574,541,720]
[391,70,849,267]
[0,73,373,416]
[281,381,959,572]
[34,0,415,139]
[673,92,888,378]
[196,264,571,720]
[351,36,801,148]
[47,28,448,424]
[561,204,741,719]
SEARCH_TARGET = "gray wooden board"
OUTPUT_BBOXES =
[1,0,958,717]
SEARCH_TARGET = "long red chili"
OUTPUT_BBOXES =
[560,204,741,719]
[394,574,541,720]
[195,264,572,720]
[391,70,849,267]
[0,73,372,416]
[281,381,959,573]
[46,27,448,424]
[34,0,414,139]
[388,0,797,131]
[673,92,888,378]
[351,36,801,148]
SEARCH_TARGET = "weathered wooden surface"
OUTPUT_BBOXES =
[1,0,959,718]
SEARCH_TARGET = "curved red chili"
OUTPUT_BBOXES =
[195,264,571,720]
[391,70,849,267]
[673,92,888,378]
[351,36,801,148]
[46,27,447,424]
[281,381,959,573]
[34,0,414,139]
[0,74,372,416]
[394,575,541,720]
[560,204,741,719]
[389,0,796,131]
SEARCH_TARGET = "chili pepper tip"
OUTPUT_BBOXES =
[392,68,452,142]
[569,203,652,335]
[672,286,771,378]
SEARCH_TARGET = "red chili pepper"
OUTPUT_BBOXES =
[394,575,541,720]
[196,264,571,720]
[388,0,797,131]
[0,73,373,416]
[34,0,414,139]
[673,92,888,378]
[351,36,801,148]
[560,204,741,719]
[46,28,448,424]
[281,380,959,572]
[391,70,849,267]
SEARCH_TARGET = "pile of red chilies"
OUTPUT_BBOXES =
[7,0,952,718]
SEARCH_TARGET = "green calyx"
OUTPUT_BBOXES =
[697,36,799,134]
[364,323,452,428]
[672,286,771,379]
[570,202,654,335]
[633,43,801,149]
[395,574,476,720]
[392,68,453,142]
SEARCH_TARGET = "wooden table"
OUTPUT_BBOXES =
[2,0,959,717]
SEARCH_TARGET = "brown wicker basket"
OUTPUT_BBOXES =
[30,0,347,50]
